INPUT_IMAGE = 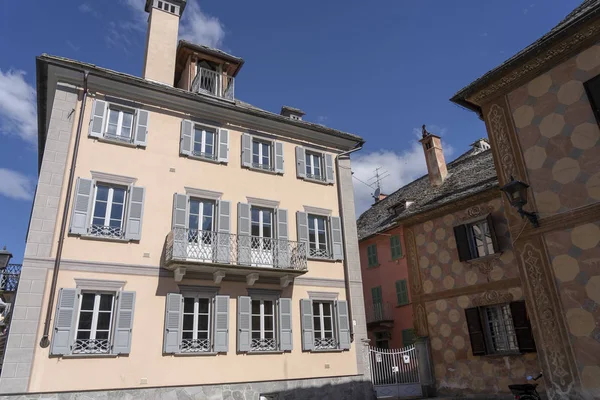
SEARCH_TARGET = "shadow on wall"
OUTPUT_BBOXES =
[260,380,376,400]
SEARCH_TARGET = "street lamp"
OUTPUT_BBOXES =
[0,247,12,271]
[500,177,539,228]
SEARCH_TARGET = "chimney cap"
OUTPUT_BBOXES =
[280,106,305,120]
[145,0,187,14]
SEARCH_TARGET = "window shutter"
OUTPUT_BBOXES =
[70,178,93,235]
[402,329,415,347]
[218,128,229,163]
[125,186,145,241]
[465,307,487,356]
[336,300,351,350]
[213,295,229,352]
[163,293,182,354]
[276,209,290,268]
[371,286,382,304]
[180,120,193,156]
[171,193,188,259]
[330,216,343,260]
[295,146,306,178]
[300,299,314,351]
[237,203,251,265]
[396,280,409,305]
[454,224,472,262]
[133,109,149,146]
[325,154,335,184]
[487,214,500,253]
[296,211,309,257]
[510,301,536,353]
[216,200,231,264]
[89,99,106,138]
[391,235,402,259]
[50,288,79,355]
[241,133,252,167]
[112,291,136,354]
[279,298,293,351]
[237,296,251,352]
[275,142,284,174]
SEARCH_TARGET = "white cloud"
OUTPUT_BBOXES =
[352,127,454,216]
[0,69,37,144]
[78,3,100,18]
[0,168,34,201]
[179,1,225,48]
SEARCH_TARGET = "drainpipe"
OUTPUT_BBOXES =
[335,143,363,342]
[40,71,89,348]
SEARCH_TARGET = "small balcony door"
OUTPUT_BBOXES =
[250,207,274,267]
[371,286,383,321]
[188,199,215,262]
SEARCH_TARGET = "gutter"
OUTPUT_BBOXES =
[335,143,363,342]
[40,70,89,348]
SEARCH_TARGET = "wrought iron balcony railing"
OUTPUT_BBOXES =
[89,224,124,239]
[180,338,211,353]
[365,302,394,324]
[192,67,235,101]
[72,338,110,354]
[0,264,21,292]
[314,337,337,350]
[165,228,308,271]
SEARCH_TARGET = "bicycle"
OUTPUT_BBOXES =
[508,373,543,399]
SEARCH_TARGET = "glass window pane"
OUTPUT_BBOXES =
[112,188,125,204]
[121,126,132,139]
[318,233,326,245]
[202,216,213,231]
[265,316,273,331]
[77,330,90,340]
[205,131,214,146]
[107,123,117,135]
[78,311,93,329]
[183,297,195,313]
[324,330,333,338]
[252,316,261,330]
[110,204,123,220]
[96,185,109,201]
[313,302,320,317]
[324,316,332,330]
[93,202,107,219]
[92,217,104,226]
[308,232,316,244]
[323,303,332,316]
[182,331,193,339]
[313,316,321,331]
[263,211,272,224]
[81,294,95,310]
[253,141,259,156]
[205,143,213,155]
[202,202,214,218]
[264,300,273,313]
[252,331,260,339]
[99,294,113,311]
[251,224,260,237]
[198,315,209,331]
[317,217,325,230]
[265,331,273,339]
[183,315,194,330]
[109,219,122,228]
[108,110,119,124]
[251,208,260,223]
[97,312,111,329]
[251,300,260,315]
[198,332,208,340]
[263,226,271,239]
[198,298,209,313]
[189,200,200,215]
[188,215,199,231]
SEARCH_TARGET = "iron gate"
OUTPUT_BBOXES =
[369,345,422,398]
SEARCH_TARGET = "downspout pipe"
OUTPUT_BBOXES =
[40,71,89,348]
[335,143,363,342]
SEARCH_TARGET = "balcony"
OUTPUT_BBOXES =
[366,302,394,326]
[192,67,235,101]
[164,228,307,284]
[0,264,21,293]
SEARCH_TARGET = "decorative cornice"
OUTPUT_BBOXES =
[404,228,422,296]
[74,278,126,291]
[308,291,340,300]
[521,202,600,240]
[303,206,332,216]
[185,187,223,200]
[466,253,502,275]
[246,197,280,208]
[486,104,518,183]
[90,171,137,186]
[414,278,521,304]
[472,290,514,307]
[458,204,494,224]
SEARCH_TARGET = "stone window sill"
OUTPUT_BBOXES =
[96,136,142,149]
[396,302,411,308]
[187,154,225,165]
[302,177,332,186]
[77,234,130,243]
[245,350,285,355]
[310,349,345,353]
[465,252,503,264]
[244,165,282,176]
[308,256,336,263]
[173,352,219,357]
[61,353,119,359]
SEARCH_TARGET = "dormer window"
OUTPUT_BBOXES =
[152,0,180,15]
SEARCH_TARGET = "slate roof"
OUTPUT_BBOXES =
[356,146,498,240]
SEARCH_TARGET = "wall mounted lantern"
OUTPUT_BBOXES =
[500,177,539,228]
[0,247,12,271]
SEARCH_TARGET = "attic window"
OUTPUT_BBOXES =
[425,142,432,150]
[290,115,301,121]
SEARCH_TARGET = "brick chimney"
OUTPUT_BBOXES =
[419,125,448,187]
[143,0,187,85]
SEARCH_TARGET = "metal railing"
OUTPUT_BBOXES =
[72,338,111,354]
[308,247,332,259]
[180,338,211,353]
[0,264,21,292]
[165,228,308,271]
[251,338,277,351]
[365,302,394,324]
[89,224,124,239]
[306,173,326,182]
[192,67,235,101]
[370,345,420,386]
[314,337,337,350]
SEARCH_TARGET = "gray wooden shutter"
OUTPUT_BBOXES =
[50,288,79,355]
[237,296,251,352]
[241,133,252,167]
[180,120,193,156]
[113,291,136,354]
[163,293,182,354]
[336,300,351,350]
[216,200,231,264]
[276,209,290,268]
[134,109,149,146]
[89,99,106,138]
[279,298,293,351]
[454,225,472,261]
[213,295,229,352]
[325,154,335,184]
[218,128,229,163]
[300,299,314,351]
[465,307,487,356]
[238,203,251,265]
[172,194,188,259]
[125,186,145,241]
[296,146,306,178]
[296,212,309,257]
[330,216,344,260]
[275,142,284,174]
[70,178,93,235]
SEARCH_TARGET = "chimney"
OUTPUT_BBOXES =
[143,0,187,85]
[419,125,448,187]
[280,106,305,121]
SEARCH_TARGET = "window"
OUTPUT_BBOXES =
[238,294,292,353]
[74,292,115,354]
[402,329,415,347]
[367,244,378,267]
[308,214,329,258]
[252,139,273,170]
[106,107,134,142]
[395,279,409,306]
[465,301,536,356]
[584,73,600,124]
[251,299,276,351]
[250,207,274,266]
[313,301,336,350]
[192,125,216,160]
[90,183,127,239]
[374,331,390,349]
[181,296,211,353]
[425,142,432,150]
[390,235,403,259]
[89,100,148,147]
[454,215,499,261]
[187,198,216,256]
[305,151,324,181]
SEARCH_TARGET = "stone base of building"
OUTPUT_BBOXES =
[0,375,376,400]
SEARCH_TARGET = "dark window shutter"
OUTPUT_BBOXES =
[510,301,536,353]
[402,329,415,347]
[465,307,487,356]
[486,214,500,253]
[454,224,472,261]
[396,280,408,306]
[584,74,600,123]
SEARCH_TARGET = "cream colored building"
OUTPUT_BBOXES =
[0,1,371,398]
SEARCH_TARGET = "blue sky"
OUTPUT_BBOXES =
[0,0,581,262]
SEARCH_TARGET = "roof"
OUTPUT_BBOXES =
[451,0,600,112]
[356,146,498,240]
[281,106,306,116]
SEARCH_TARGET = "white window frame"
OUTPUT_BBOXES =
[467,220,495,258]
[180,295,212,353]
[305,151,324,181]
[251,206,274,250]
[73,291,116,354]
[312,300,337,350]
[250,298,277,351]
[307,214,330,259]
[252,138,273,170]
[105,105,135,143]
[192,125,217,160]
[188,198,216,233]
[90,182,128,238]
[482,304,519,354]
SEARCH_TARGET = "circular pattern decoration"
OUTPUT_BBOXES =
[416,233,426,246]
[427,312,439,326]
[443,214,455,226]
[508,287,523,301]
[489,266,505,281]
[440,324,452,337]
[443,349,456,363]
[436,300,447,312]
[457,296,470,309]
[551,254,580,282]
[423,221,434,232]
[431,337,443,351]
[447,236,457,250]
[582,365,600,390]
[482,362,494,377]
[456,362,470,377]
[566,308,595,337]
[435,364,447,379]
[452,335,465,350]
[466,270,478,285]
[451,261,463,275]
[571,223,600,250]
[427,242,438,254]
[585,275,600,304]
[435,228,446,241]
[443,276,455,290]
[448,309,461,323]
[439,250,451,264]
[420,256,430,269]
[431,266,442,279]
[423,280,434,294]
